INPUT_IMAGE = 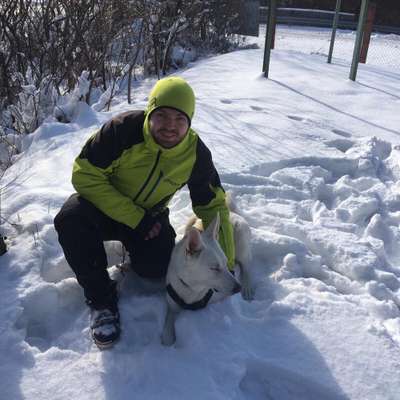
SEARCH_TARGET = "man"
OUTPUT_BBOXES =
[54,77,235,348]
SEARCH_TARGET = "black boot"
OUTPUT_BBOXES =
[90,306,120,349]
[88,281,120,349]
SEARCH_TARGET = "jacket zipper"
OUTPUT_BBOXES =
[133,150,161,202]
[143,170,164,202]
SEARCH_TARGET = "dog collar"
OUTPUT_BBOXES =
[166,284,213,311]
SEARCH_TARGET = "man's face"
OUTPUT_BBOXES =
[149,107,189,148]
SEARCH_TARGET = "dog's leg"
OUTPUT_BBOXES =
[238,262,254,301]
[231,214,254,301]
[161,306,179,346]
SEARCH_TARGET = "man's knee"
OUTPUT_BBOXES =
[54,194,81,232]
[54,209,70,234]
[54,193,102,236]
[54,204,86,239]
[54,199,99,249]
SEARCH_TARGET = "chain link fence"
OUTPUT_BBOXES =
[365,33,400,68]
[259,7,400,70]
[272,24,400,69]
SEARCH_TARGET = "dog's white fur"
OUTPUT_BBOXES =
[161,204,254,346]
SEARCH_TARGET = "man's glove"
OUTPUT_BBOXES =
[135,213,161,240]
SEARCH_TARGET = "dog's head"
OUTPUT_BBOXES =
[172,214,241,297]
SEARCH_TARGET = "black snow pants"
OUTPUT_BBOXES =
[54,194,176,309]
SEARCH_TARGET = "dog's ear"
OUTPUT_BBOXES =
[205,213,220,241]
[186,227,203,255]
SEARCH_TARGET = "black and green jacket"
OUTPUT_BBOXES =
[72,110,235,269]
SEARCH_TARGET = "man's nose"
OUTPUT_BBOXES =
[164,116,176,130]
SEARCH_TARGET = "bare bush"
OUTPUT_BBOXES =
[0,0,243,134]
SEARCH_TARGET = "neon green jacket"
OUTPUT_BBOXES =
[71,110,235,269]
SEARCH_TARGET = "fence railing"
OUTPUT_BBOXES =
[259,7,400,35]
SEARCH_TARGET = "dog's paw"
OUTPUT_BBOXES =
[241,284,255,301]
[161,308,178,346]
[240,270,254,301]
[161,329,176,346]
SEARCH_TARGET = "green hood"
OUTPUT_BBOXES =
[146,77,195,124]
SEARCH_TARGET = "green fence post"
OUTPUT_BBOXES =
[349,0,370,81]
[328,0,342,64]
[263,0,277,78]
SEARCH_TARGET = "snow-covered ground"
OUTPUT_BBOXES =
[1,26,400,400]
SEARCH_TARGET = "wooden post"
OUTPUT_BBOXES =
[349,0,369,81]
[359,1,376,63]
[263,0,277,78]
[328,0,342,64]
[271,10,276,50]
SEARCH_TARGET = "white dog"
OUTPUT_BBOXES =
[161,207,254,346]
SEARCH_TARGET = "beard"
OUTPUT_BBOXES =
[152,128,185,148]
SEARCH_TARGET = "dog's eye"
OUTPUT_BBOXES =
[211,266,221,273]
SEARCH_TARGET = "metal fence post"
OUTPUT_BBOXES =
[263,0,277,78]
[349,0,370,81]
[328,0,342,64]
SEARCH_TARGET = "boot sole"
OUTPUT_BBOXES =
[92,332,120,350]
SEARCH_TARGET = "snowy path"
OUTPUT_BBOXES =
[1,27,400,400]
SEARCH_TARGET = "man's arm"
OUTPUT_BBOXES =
[72,113,146,229]
[187,139,235,270]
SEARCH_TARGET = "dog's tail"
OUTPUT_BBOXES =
[184,215,203,233]
[225,191,238,214]
[185,191,238,234]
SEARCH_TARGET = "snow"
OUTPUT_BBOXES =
[1,26,400,400]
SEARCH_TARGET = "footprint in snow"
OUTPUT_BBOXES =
[331,128,352,138]
[220,99,233,104]
[250,105,265,111]
[324,138,355,153]
[14,280,85,352]
[286,117,354,142]
[287,115,304,121]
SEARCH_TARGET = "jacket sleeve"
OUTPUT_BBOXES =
[187,139,235,270]
[71,117,145,229]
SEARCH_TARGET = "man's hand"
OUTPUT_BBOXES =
[135,213,162,240]
[144,222,162,240]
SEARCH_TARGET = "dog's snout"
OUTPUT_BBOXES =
[232,283,241,294]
